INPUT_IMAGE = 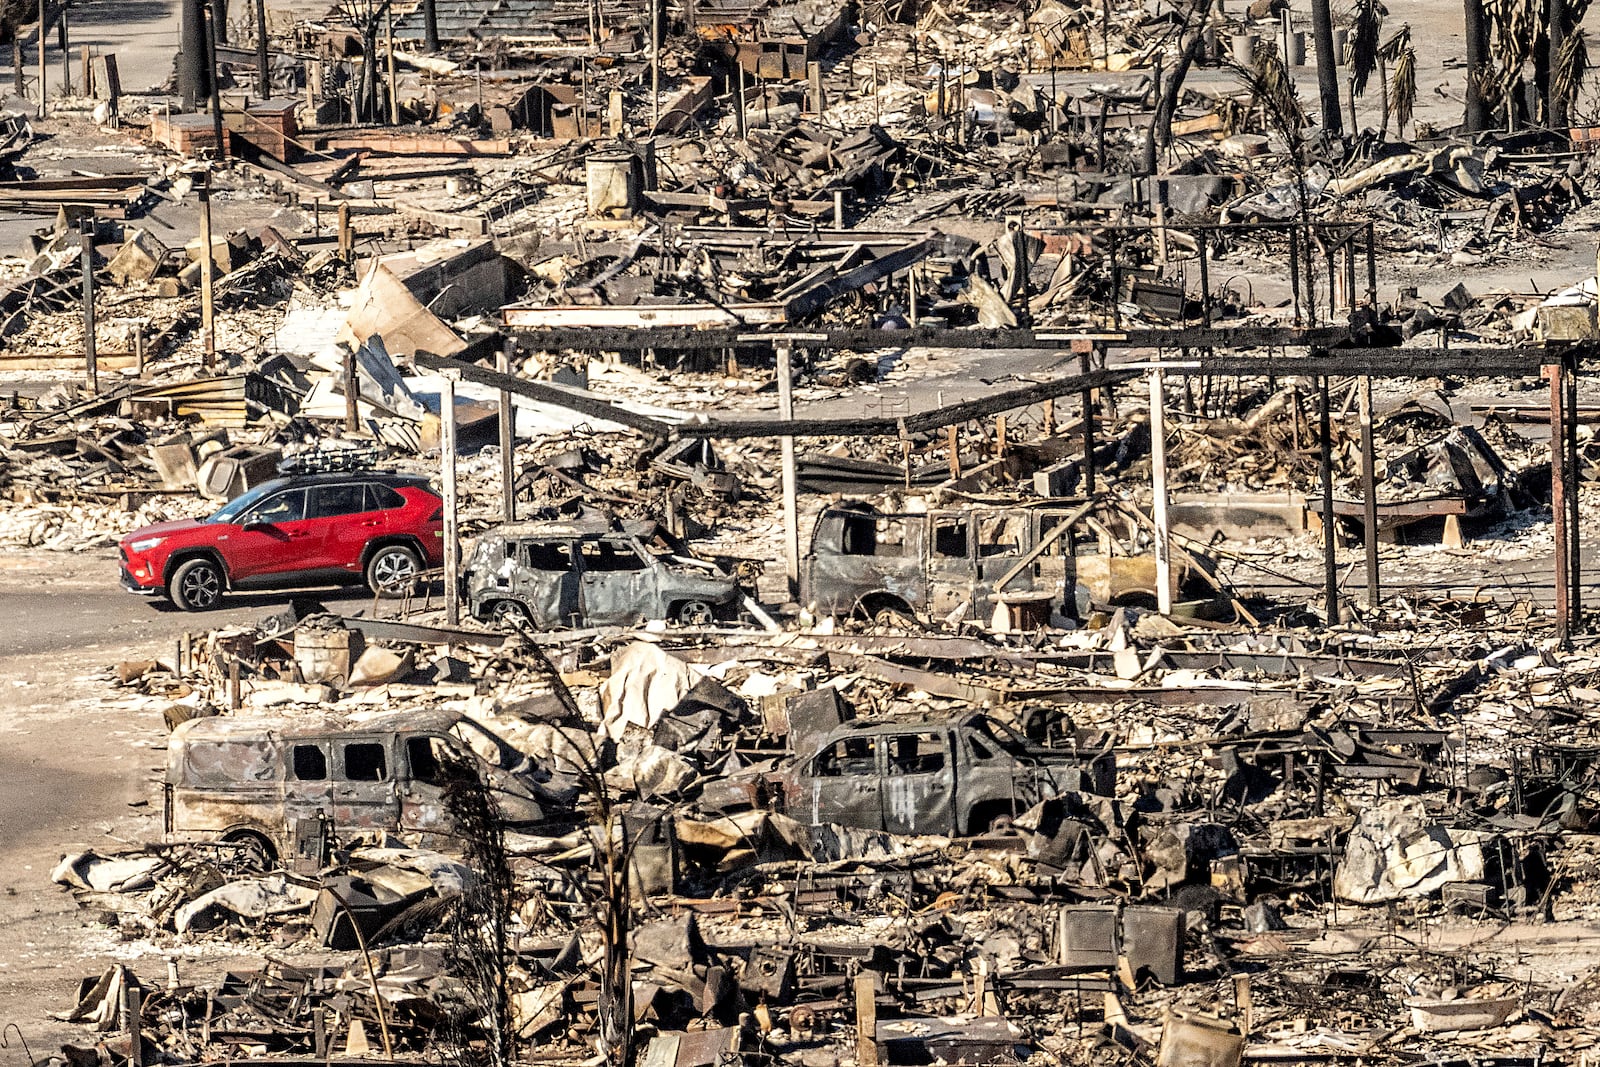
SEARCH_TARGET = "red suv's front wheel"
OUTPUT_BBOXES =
[170,557,225,611]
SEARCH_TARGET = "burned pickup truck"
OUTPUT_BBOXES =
[164,710,569,866]
[800,500,1218,626]
[463,517,757,628]
[769,712,1115,837]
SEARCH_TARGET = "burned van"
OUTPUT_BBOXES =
[164,710,560,866]
[800,500,1214,624]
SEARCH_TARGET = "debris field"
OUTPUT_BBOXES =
[7,0,1600,1066]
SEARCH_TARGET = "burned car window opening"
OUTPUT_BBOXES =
[344,743,388,781]
[291,744,327,782]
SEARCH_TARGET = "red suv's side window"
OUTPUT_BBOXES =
[308,483,369,520]
[370,485,407,510]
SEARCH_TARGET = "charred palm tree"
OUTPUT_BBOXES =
[336,0,390,123]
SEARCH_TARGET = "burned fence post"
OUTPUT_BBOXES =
[1548,359,1570,645]
[422,0,439,51]
[1318,374,1338,622]
[80,216,96,394]
[1359,374,1379,608]
[855,972,878,1067]
[441,371,461,626]
[1149,364,1173,615]
[498,341,516,524]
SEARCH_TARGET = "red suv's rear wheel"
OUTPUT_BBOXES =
[367,544,422,597]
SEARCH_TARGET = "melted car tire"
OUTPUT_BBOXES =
[170,557,224,611]
[491,600,532,628]
[675,600,715,626]
[367,544,422,598]
[222,829,276,871]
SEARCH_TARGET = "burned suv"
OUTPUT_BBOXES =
[463,518,751,628]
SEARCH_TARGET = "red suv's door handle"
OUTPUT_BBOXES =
[288,531,311,539]
[360,520,381,527]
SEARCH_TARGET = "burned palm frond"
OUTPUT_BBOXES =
[439,756,515,1067]
[1555,29,1590,123]
[1382,26,1418,133]
[1249,46,1309,135]
[1349,0,1387,96]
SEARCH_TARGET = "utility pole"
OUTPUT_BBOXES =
[440,372,461,626]
[1310,0,1342,137]
[80,217,97,393]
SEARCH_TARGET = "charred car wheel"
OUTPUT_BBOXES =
[491,600,532,628]
[170,558,224,611]
[222,829,277,871]
[367,544,422,597]
[675,600,715,626]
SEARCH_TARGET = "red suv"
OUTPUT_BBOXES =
[120,472,445,610]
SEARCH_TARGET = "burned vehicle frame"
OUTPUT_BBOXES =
[770,712,1116,837]
[800,499,1222,626]
[163,710,563,866]
[462,517,755,629]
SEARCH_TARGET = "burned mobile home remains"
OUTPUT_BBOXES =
[10,0,1600,1065]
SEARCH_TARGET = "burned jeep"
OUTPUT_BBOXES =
[463,518,752,629]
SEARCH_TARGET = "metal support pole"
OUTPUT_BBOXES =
[384,5,398,124]
[1318,375,1338,622]
[440,373,460,627]
[778,345,800,600]
[1359,375,1379,608]
[80,217,97,393]
[197,169,216,368]
[498,342,517,523]
[342,348,359,432]
[1566,355,1582,631]
[649,0,661,131]
[422,0,439,51]
[1149,366,1172,615]
[1550,361,1571,645]
[36,0,46,117]
[1080,344,1096,493]
[204,7,224,158]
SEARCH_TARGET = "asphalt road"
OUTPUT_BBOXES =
[0,551,379,657]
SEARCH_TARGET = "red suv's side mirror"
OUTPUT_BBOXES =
[242,521,270,532]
